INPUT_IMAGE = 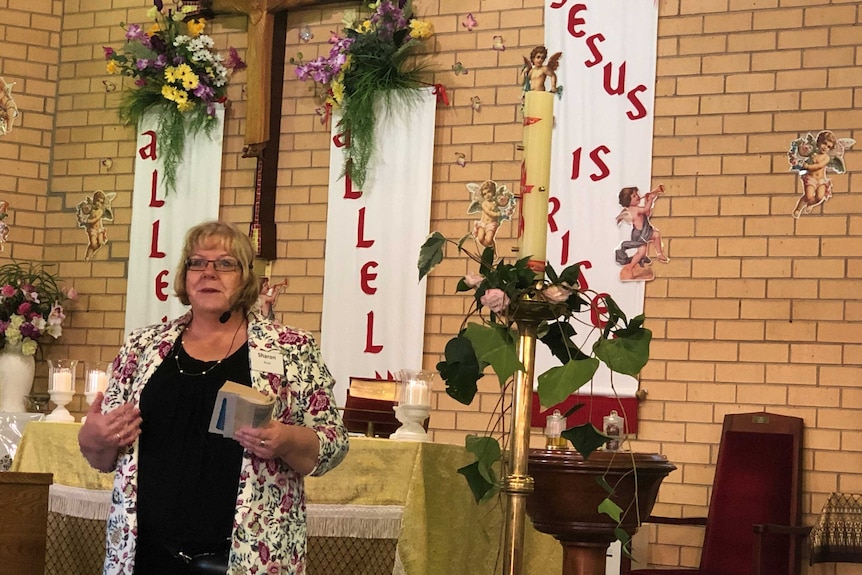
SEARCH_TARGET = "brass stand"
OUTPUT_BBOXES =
[502,301,556,575]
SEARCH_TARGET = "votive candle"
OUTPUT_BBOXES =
[85,370,109,394]
[51,371,73,391]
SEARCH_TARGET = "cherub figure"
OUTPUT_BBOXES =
[520,45,562,95]
[257,277,289,320]
[788,130,855,218]
[0,201,9,252]
[615,185,668,282]
[0,77,20,136]
[467,180,515,248]
[76,190,116,260]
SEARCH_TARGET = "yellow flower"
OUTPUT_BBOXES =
[174,89,189,104]
[177,100,194,112]
[181,72,200,90]
[21,339,37,356]
[330,80,345,106]
[359,20,373,34]
[164,66,179,83]
[187,19,206,37]
[409,20,433,39]
[342,55,353,73]
[147,23,160,36]
[106,60,120,74]
[161,85,178,101]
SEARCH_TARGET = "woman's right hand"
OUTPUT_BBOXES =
[77,392,142,473]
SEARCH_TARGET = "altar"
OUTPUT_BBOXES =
[11,422,563,574]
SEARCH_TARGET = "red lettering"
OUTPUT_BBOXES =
[344,173,362,199]
[590,292,610,330]
[568,4,587,37]
[589,145,611,181]
[149,171,164,207]
[549,0,567,8]
[571,147,582,180]
[364,311,383,353]
[584,33,604,67]
[150,220,166,258]
[138,130,157,160]
[626,85,648,120]
[548,197,561,232]
[357,207,374,248]
[576,260,592,291]
[603,61,626,96]
[154,270,169,301]
[360,261,378,294]
[560,230,570,265]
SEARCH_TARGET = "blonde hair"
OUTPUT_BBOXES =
[173,221,260,312]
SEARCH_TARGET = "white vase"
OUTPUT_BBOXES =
[0,347,36,413]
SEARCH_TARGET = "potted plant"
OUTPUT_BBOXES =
[0,261,76,413]
[418,233,671,561]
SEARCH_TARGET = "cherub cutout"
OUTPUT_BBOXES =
[76,190,117,260]
[614,185,668,282]
[520,45,562,96]
[0,201,9,252]
[788,130,855,218]
[257,277,289,320]
[0,77,20,136]
[467,180,515,248]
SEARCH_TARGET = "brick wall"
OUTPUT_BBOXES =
[3,0,860,572]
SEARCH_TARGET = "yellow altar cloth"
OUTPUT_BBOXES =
[12,423,563,575]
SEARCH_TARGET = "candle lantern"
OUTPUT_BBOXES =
[46,359,78,422]
[391,370,434,442]
[517,91,555,273]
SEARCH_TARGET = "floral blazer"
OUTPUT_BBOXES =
[101,311,349,575]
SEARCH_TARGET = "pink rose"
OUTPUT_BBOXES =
[65,286,79,300]
[543,285,572,304]
[480,289,510,314]
[463,273,484,289]
[0,285,15,298]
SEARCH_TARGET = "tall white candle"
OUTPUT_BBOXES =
[86,371,108,393]
[402,379,430,406]
[51,371,73,391]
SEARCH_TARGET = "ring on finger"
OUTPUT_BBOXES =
[116,432,121,444]
[259,439,266,447]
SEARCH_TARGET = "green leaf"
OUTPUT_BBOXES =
[464,434,501,485]
[614,527,632,554]
[595,475,613,494]
[593,326,651,376]
[457,461,498,504]
[561,423,608,459]
[539,321,590,364]
[598,497,623,523]
[536,358,599,407]
[436,335,483,405]
[557,262,582,288]
[418,232,446,281]
[464,323,524,387]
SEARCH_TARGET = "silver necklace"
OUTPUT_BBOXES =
[174,319,245,377]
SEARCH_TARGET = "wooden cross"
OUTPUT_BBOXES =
[211,0,343,259]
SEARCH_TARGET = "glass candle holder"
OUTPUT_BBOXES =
[396,369,434,407]
[46,359,78,422]
[85,361,110,395]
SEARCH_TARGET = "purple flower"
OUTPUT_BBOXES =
[480,289,510,314]
[154,54,168,68]
[103,46,115,59]
[125,23,144,41]
[226,47,246,71]
[135,78,147,87]
[193,83,214,100]
[136,58,150,70]
[20,322,40,339]
[153,0,163,10]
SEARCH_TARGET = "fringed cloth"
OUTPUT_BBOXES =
[810,492,862,564]
[49,484,112,520]
[307,504,402,540]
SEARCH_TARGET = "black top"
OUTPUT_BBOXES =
[136,339,251,555]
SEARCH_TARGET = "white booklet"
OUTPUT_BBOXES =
[208,380,276,439]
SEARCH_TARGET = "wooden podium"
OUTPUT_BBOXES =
[0,472,52,575]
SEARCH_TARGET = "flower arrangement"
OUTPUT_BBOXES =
[0,262,77,356]
[294,0,433,188]
[104,0,245,194]
[418,234,651,501]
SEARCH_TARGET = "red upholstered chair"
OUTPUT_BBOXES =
[624,411,809,575]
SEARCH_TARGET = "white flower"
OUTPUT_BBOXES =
[543,285,573,304]
[480,289,510,314]
[464,274,484,289]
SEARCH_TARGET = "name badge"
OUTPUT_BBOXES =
[251,348,285,376]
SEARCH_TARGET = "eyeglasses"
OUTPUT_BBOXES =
[185,258,242,272]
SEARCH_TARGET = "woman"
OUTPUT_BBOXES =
[78,221,349,575]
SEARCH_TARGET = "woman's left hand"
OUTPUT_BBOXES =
[234,420,320,475]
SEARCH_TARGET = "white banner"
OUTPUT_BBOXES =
[540,0,659,396]
[124,106,224,332]
[321,88,437,406]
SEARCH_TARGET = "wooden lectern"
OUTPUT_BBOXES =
[0,472,52,575]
